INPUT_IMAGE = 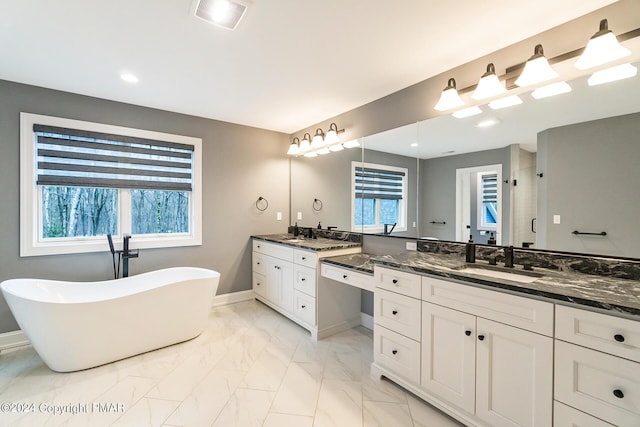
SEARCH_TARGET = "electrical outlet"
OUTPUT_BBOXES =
[553,215,561,224]
[297,212,302,220]
[276,212,282,221]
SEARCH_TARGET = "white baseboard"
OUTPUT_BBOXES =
[361,312,373,330]
[211,290,254,307]
[0,330,30,351]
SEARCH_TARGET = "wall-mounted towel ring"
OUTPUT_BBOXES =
[256,197,269,211]
[313,198,323,211]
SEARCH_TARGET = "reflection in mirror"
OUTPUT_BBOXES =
[290,140,364,233]
[362,124,420,238]
[417,65,640,257]
[288,63,640,257]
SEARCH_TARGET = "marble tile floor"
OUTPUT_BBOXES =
[0,299,464,427]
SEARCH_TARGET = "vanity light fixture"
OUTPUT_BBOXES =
[299,133,312,152]
[287,137,300,155]
[434,78,465,111]
[311,128,325,148]
[452,106,483,118]
[514,44,558,87]
[488,95,523,110]
[317,148,331,155]
[531,81,572,99]
[575,19,630,70]
[328,144,344,152]
[472,63,507,100]
[588,63,637,86]
[303,151,318,157]
[325,123,343,144]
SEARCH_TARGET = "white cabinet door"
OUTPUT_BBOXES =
[475,318,553,427]
[265,255,294,313]
[421,302,476,414]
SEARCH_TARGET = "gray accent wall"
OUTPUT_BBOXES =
[0,80,290,333]
[419,147,511,243]
[537,112,640,258]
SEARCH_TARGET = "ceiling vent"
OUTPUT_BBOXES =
[193,0,248,31]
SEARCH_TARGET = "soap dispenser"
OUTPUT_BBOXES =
[487,232,496,245]
[317,221,322,229]
[465,235,476,263]
[293,222,299,237]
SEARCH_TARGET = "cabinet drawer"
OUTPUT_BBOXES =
[422,275,554,336]
[293,290,316,326]
[321,263,374,291]
[252,240,294,262]
[555,341,640,426]
[252,252,265,275]
[294,264,316,297]
[253,272,267,299]
[556,305,640,363]
[554,401,614,426]
[374,325,420,383]
[375,266,421,299]
[374,288,421,341]
[294,249,317,268]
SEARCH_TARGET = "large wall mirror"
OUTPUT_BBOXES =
[289,60,640,258]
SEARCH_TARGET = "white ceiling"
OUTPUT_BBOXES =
[0,0,618,133]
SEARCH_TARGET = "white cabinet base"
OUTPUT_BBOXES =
[371,361,484,427]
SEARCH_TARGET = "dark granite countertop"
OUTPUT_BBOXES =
[321,253,375,275]
[322,251,640,318]
[252,234,362,252]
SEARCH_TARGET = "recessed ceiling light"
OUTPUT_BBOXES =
[476,118,501,128]
[195,0,248,31]
[120,73,139,83]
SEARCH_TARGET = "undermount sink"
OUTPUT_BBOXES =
[454,264,543,284]
[284,238,303,243]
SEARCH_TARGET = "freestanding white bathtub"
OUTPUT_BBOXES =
[0,267,220,372]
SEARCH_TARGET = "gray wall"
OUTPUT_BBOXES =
[537,112,640,258]
[419,147,511,243]
[0,80,290,333]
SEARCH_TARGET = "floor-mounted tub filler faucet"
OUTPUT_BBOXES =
[107,234,139,279]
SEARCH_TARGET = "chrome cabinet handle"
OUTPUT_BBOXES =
[613,389,624,399]
[392,310,398,315]
[392,349,398,355]
[392,279,398,285]
[465,330,472,336]
[478,335,485,341]
[343,274,348,279]
[614,334,625,342]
